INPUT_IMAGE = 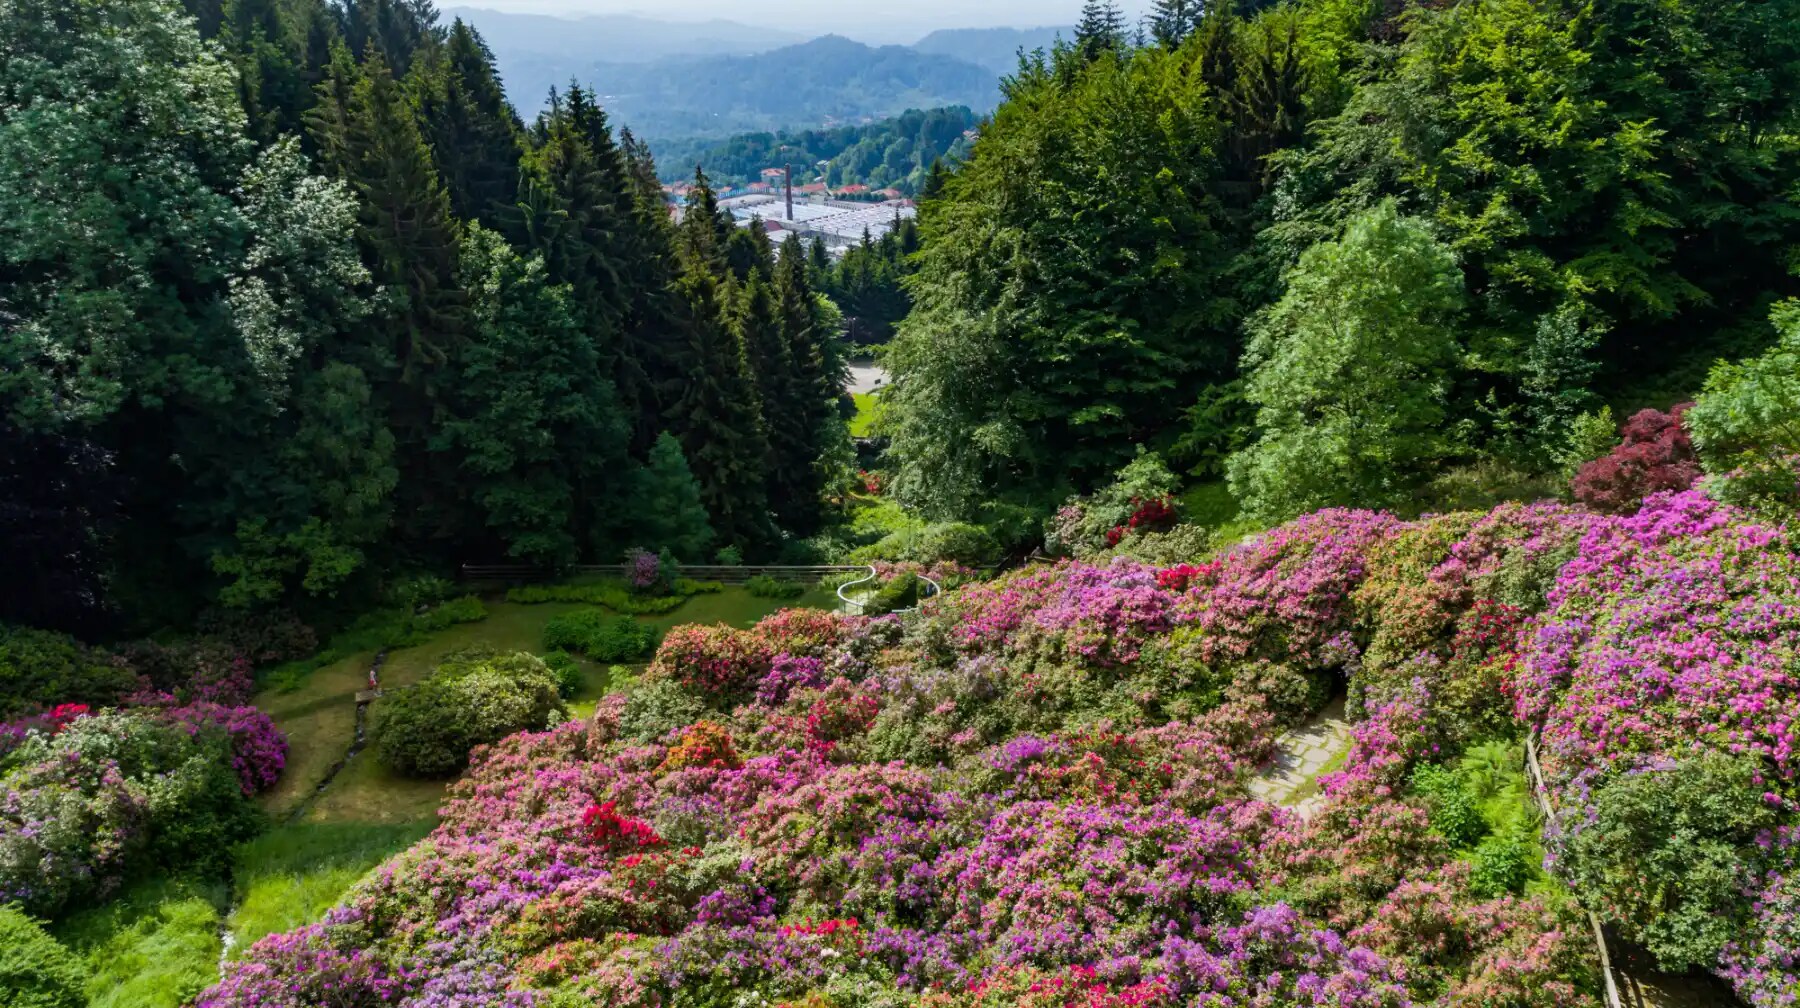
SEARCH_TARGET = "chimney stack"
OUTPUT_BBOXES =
[784,163,794,222]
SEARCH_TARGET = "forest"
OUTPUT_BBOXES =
[7,0,1800,1004]
[652,105,980,196]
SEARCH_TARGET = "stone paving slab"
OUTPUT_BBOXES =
[1252,696,1352,817]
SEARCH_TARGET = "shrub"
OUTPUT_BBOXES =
[411,595,486,632]
[160,702,288,795]
[715,546,743,566]
[543,611,656,663]
[0,710,261,915]
[1469,830,1531,897]
[541,650,582,698]
[862,572,922,615]
[912,523,1000,566]
[374,651,566,777]
[194,608,318,667]
[1688,300,1800,519]
[745,575,805,600]
[1555,752,1773,970]
[648,625,775,698]
[0,625,138,720]
[1570,405,1702,512]
[0,905,87,1008]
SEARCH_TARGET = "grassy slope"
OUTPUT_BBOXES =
[53,875,227,1008]
[850,392,881,437]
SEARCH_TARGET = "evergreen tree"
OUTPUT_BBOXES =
[1148,0,1200,48]
[414,20,524,231]
[339,0,441,76]
[224,0,311,144]
[442,224,629,565]
[629,432,714,560]
[315,46,468,544]
[664,171,774,552]
[1075,0,1127,61]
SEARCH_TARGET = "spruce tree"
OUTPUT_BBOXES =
[630,432,715,559]
[664,172,774,552]
[1075,0,1127,61]
[224,0,310,144]
[415,20,524,231]
[1148,0,1201,48]
[318,46,467,542]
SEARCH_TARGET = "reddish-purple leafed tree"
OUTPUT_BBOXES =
[1571,404,1703,513]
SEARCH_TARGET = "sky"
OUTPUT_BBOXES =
[458,0,1160,40]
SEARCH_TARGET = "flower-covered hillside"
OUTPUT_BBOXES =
[203,492,1800,1008]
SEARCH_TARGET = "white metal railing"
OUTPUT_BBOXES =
[835,565,941,615]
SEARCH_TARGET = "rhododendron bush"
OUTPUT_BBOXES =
[207,492,1800,1007]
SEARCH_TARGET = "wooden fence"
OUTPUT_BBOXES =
[460,563,868,586]
[1525,732,1625,1008]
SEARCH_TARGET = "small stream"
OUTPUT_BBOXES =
[217,648,389,971]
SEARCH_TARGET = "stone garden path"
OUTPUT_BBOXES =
[1249,695,1353,818]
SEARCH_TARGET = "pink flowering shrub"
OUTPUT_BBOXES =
[160,701,287,794]
[206,496,1663,1008]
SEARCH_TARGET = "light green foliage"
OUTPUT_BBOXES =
[1410,763,1488,849]
[52,876,223,1008]
[1688,301,1800,517]
[1048,450,1182,556]
[0,905,87,1008]
[374,650,567,777]
[228,820,433,954]
[1229,202,1465,522]
[745,576,807,600]
[1556,407,1618,479]
[540,650,583,697]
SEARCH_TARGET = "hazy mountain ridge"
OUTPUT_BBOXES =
[451,8,1032,136]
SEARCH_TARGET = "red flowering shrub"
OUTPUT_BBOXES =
[583,801,664,851]
[649,624,776,697]
[1155,563,1209,593]
[859,470,884,495]
[1571,404,1702,513]
[657,720,741,773]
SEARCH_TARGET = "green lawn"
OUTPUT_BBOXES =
[227,583,837,983]
[227,820,434,954]
[850,391,881,437]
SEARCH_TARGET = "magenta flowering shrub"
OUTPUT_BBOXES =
[160,701,287,794]
[204,497,1649,1008]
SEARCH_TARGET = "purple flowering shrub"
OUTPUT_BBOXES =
[0,707,267,915]
[206,498,1662,1008]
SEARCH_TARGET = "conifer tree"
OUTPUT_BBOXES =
[225,0,311,144]
[442,224,628,565]
[1075,0,1127,61]
[316,46,467,542]
[1148,0,1200,48]
[664,172,774,552]
[414,20,524,231]
[630,432,714,560]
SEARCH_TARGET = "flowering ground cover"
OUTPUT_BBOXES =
[204,502,1659,1008]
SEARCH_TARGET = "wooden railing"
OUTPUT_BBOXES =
[1525,732,1625,1008]
[459,563,868,586]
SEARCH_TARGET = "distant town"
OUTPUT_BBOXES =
[666,167,918,256]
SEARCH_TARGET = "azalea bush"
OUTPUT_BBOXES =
[207,492,1643,1008]
[373,650,565,777]
[0,708,265,916]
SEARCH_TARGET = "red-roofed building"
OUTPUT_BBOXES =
[761,167,786,180]
[837,184,870,195]
[874,187,904,200]
[797,182,829,195]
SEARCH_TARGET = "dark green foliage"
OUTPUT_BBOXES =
[0,906,86,1008]
[819,221,919,346]
[373,650,564,776]
[0,626,138,721]
[0,424,117,634]
[744,576,806,600]
[864,572,923,616]
[540,650,582,697]
[1559,752,1775,971]
[414,20,524,231]
[541,610,656,661]
[883,41,1238,519]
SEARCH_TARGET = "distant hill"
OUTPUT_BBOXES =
[502,34,1001,140]
[652,105,981,194]
[443,8,804,63]
[912,25,1072,74]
